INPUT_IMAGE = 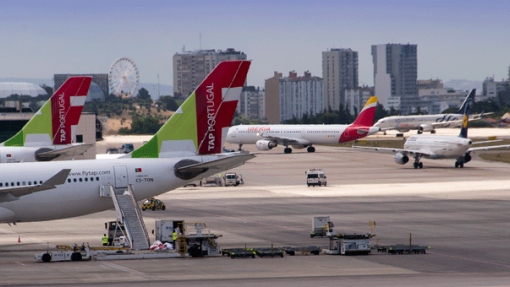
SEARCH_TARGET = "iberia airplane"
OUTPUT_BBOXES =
[226,97,380,153]
[0,60,253,223]
[0,76,92,163]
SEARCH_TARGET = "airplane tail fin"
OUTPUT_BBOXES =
[2,77,92,147]
[456,89,476,114]
[351,97,378,126]
[130,60,251,158]
[459,89,476,138]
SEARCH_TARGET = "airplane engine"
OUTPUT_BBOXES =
[464,153,472,163]
[394,152,409,165]
[255,140,277,151]
[291,145,306,149]
[418,124,433,134]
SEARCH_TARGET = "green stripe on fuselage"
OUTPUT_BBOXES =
[131,93,198,158]
[3,100,52,146]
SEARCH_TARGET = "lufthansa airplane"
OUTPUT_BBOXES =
[0,60,254,223]
[354,89,510,169]
[226,97,379,153]
[0,77,92,163]
[374,90,487,134]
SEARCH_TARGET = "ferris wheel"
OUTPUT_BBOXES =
[109,57,140,97]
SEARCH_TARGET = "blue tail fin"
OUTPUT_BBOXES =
[456,89,476,114]
[459,89,476,138]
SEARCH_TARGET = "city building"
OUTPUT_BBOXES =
[372,43,418,114]
[173,48,247,97]
[264,71,323,124]
[238,86,265,121]
[54,74,109,102]
[482,77,510,102]
[322,48,358,111]
[345,86,374,116]
[418,88,468,114]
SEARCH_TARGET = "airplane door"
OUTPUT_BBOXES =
[113,165,128,188]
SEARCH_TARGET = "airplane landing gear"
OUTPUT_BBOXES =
[307,146,315,153]
[413,155,423,169]
[237,144,243,151]
[455,161,464,168]
[284,147,292,154]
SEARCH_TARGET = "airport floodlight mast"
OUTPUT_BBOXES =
[109,57,140,98]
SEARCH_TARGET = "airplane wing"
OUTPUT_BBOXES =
[176,153,256,174]
[37,144,93,160]
[260,134,311,146]
[352,146,436,157]
[469,144,510,152]
[0,169,71,202]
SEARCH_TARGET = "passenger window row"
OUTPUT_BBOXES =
[0,180,43,187]
[67,177,100,183]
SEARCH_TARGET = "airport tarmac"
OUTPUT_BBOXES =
[2,141,510,286]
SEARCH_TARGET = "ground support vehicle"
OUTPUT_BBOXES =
[203,176,223,186]
[222,248,256,259]
[387,244,430,254]
[224,172,244,186]
[310,216,332,238]
[254,247,284,258]
[141,198,166,211]
[282,246,322,256]
[306,169,327,187]
[35,244,129,262]
[323,233,374,255]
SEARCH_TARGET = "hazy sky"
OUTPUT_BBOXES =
[1,0,509,90]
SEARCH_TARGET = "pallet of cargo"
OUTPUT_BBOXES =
[221,248,256,259]
[282,246,322,256]
[387,244,430,255]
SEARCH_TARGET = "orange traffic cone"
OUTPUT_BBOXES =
[18,235,21,243]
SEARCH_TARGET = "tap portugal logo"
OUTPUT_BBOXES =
[58,92,67,143]
[206,84,216,151]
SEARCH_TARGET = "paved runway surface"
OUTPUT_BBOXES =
[2,139,510,286]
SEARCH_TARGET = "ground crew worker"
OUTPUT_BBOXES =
[102,234,108,246]
[172,231,177,246]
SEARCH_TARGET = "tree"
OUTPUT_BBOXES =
[137,88,152,102]
[374,103,389,122]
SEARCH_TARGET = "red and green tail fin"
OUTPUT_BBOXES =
[130,60,251,158]
[1,76,91,147]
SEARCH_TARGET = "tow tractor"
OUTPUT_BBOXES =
[35,244,128,262]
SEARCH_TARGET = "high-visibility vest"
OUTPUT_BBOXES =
[102,236,108,244]
[173,232,177,240]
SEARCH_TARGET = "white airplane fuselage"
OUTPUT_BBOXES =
[0,145,82,163]
[0,155,225,223]
[226,124,379,146]
[375,114,479,132]
[404,135,472,159]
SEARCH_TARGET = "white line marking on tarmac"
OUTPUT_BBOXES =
[100,262,155,280]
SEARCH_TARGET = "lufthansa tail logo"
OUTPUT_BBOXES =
[463,114,468,128]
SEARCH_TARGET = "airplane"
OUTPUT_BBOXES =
[0,60,253,223]
[353,89,510,169]
[0,77,93,163]
[226,97,380,154]
[374,91,489,135]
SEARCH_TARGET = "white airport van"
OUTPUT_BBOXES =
[306,169,327,187]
